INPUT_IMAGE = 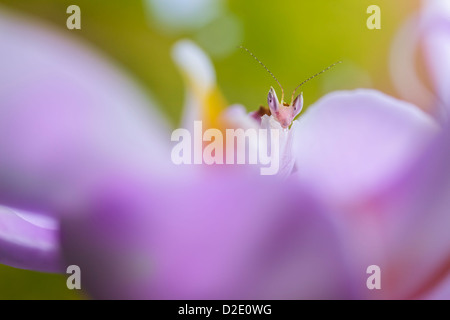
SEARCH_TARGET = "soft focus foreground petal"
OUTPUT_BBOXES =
[421,0,450,116]
[363,126,450,299]
[294,89,449,299]
[10,208,58,230]
[172,40,227,129]
[389,13,435,114]
[0,205,61,272]
[60,172,356,299]
[293,89,438,207]
[0,10,171,215]
[425,273,450,300]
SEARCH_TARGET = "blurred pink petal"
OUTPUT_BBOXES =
[0,9,173,272]
[292,89,449,299]
[0,206,61,272]
[0,10,171,216]
[60,173,356,299]
[421,0,450,115]
[389,12,435,112]
[364,126,450,299]
[425,273,450,300]
[293,89,438,206]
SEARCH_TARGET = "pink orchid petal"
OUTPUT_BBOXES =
[364,126,450,299]
[425,272,450,300]
[292,89,447,299]
[421,0,450,117]
[10,208,58,230]
[0,206,61,272]
[293,89,438,206]
[60,172,357,299]
[389,12,435,112]
[0,10,171,216]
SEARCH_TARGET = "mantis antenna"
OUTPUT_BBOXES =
[238,46,285,103]
[291,61,342,104]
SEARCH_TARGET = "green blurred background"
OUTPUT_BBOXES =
[0,0,419,299]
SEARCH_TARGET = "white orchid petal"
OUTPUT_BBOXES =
[172,40,216,95]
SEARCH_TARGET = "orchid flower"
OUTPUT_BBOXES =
[0,1,449,300]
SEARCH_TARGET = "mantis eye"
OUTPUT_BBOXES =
[292,92,303,117]
[267,87,279,113]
